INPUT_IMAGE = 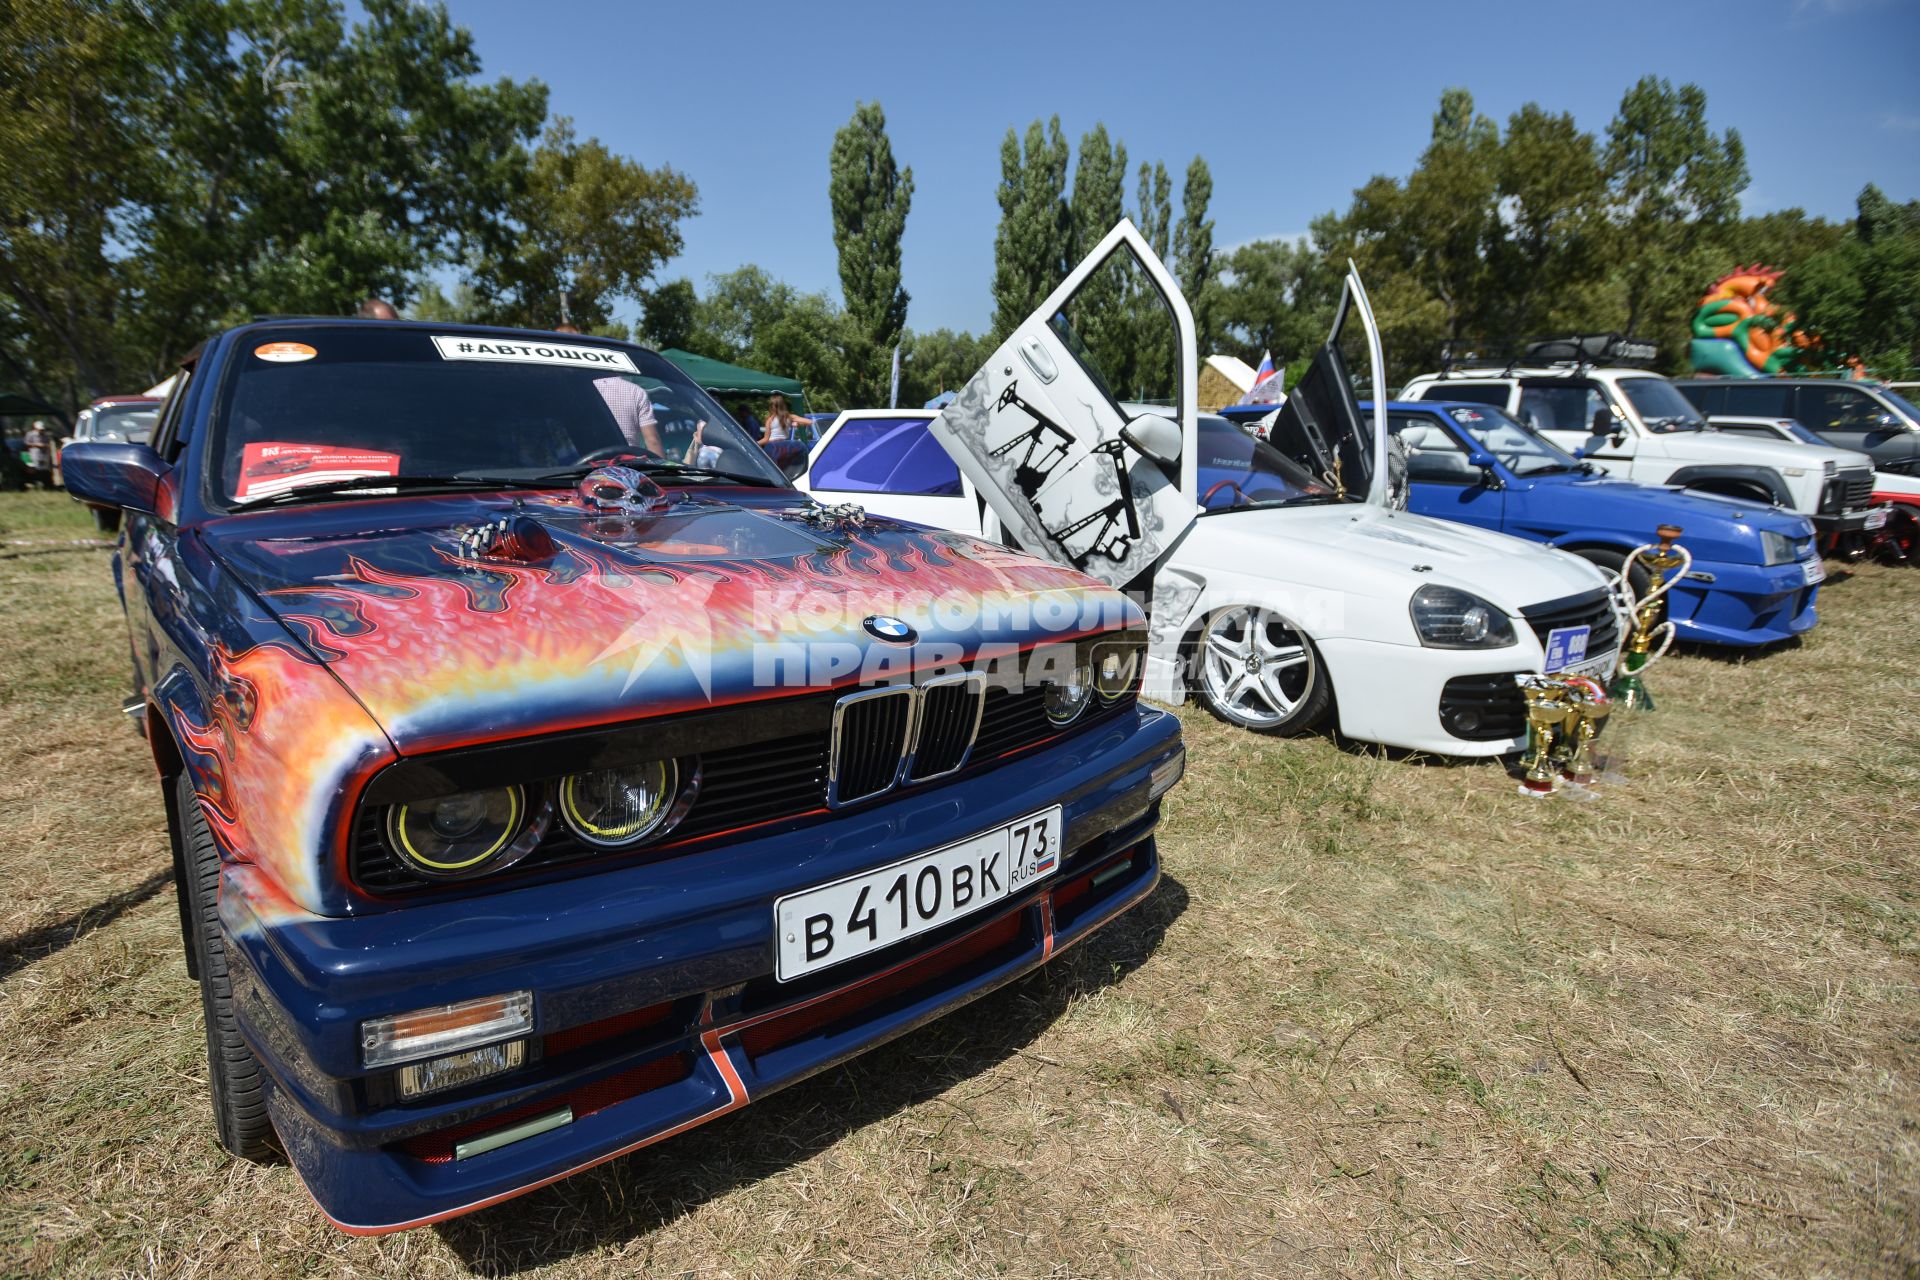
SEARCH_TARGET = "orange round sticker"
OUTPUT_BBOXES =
[253,342,317,363]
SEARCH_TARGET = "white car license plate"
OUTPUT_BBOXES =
[1559,649,1617,683]
[1866,507,1889,531]
[1543,624,1590,672]
[774,807,1063,982]
[1802,557,1826,586]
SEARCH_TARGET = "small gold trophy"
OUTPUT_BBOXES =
[1558,677,1611,791]
[1516,676,1568,797]
[1609,524,1687,712]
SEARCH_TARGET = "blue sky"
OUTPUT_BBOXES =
[435,0,1920,334]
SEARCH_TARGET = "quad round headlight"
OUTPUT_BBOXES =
[559,760,680,848]
[387,786,525,876]
[1043,664,1094,726]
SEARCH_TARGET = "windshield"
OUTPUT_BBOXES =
[1617,377,1707,433]
[1195,415,1333,512]
[210,327,783,507]
[1879,388,1920,426]
[1443,404,1580,475]
[93,404,158,444]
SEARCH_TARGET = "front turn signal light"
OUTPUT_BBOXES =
[361,990,533,1069]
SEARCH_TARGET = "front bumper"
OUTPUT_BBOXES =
[1810,507,1875,534]
[1316,632,1610,757]
[1667,556,1819,647]
[220,706,1181,1234]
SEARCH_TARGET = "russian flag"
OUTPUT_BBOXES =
[1252,350,1278,387]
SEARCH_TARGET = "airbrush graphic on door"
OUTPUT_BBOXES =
[931,220,1200,591]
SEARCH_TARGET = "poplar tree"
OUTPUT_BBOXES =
[991,116,1071,341]
[1129,160,1176,401]
[1173,156,1215,353]
[829,101,914,405]
[1068,123,1132,388]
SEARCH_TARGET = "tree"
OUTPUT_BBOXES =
[899,328,989,406]
[991,116,1071,341]
[1776,186,1920,374]
[1125,160,1176,399]
[472,117,698,330]
[1174,157,1216,352]
[829,101,914,405]
[690,266,852,409]
[1,0,550,405]
[1603,76,1749,347]
[640,279,699,351]
[1214,236,1336,370]
[1488,104,1608,340]
[1067,124,1131,386]
[1135,160,1172,258]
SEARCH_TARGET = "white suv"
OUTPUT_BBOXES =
[1400,337,1878,541]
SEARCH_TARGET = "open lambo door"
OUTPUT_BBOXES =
[929,219,1199,591]
[1266,265,1396,508]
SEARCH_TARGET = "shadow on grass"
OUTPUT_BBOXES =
[0,867,172,982]
[1678,633,1807,666]
[434,873,1190,1276]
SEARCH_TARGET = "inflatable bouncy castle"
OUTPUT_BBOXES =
[1689,266,1816,378]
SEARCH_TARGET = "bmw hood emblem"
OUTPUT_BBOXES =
[863,614,917,644]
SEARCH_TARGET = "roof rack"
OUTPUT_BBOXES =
[1437,333,1659,376]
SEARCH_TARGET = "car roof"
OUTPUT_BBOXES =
[1361,400,1487,413]
[89,394,161,408]
[220,316,657,356]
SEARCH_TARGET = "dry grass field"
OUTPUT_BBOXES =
[0,488,1915,1278]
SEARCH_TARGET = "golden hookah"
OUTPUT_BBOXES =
[1609,524,1692,712]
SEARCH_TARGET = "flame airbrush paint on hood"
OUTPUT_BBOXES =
[189,488,1134,917]
[203,490,1132,756]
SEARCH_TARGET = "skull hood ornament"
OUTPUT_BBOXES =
[580,465,670,515]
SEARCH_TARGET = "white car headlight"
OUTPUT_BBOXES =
[1409,585,1518,649]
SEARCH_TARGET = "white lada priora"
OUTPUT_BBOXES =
[796,222,1622,757]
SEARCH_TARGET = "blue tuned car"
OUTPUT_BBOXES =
[1221,400,1823,647]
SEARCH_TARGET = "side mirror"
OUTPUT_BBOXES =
[1119,413,1181,468]
[761,439,809,482]
[1465,449,1502,489]
[60,441,169,517]
[1591,407,1613,437]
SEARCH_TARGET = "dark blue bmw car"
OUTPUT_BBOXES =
[58,319,1183,1233]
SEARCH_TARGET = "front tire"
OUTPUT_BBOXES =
[175,774,276,1161]
[1190,604,1332,735]
[1576,548,1652,602]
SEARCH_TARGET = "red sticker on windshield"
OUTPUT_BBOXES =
[236,442,399,501]
[253,342,317,363]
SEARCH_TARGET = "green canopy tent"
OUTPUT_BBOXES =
[658,349,808,415]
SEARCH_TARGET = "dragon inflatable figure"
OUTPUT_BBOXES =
[1689,265,1816,378]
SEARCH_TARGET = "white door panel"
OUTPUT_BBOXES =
[930,220,1198,590]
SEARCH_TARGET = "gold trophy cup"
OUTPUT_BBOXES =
[1558,678,1611,790]
[1516,677,1567,797]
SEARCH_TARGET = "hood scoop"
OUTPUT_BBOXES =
[452,510,557,565]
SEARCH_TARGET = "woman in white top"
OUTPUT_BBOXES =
[757,394,807,446]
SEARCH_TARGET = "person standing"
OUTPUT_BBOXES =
[23,420,55,489]
[758,394,808,446]
[556,323,666,455]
